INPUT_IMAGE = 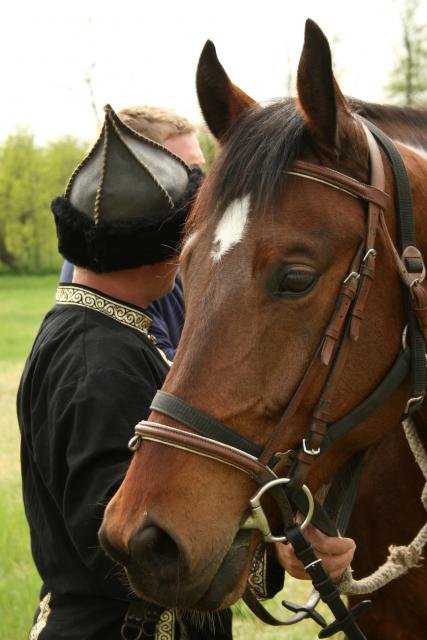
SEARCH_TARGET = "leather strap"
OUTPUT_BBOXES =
[134,421,275,484]
[361,118,426,409]
[151,390,263,458]
[321,347,411,451]
[323,451,366,535]
[290,160,388,208]
[285,525,370,639]
[243,586,327,628]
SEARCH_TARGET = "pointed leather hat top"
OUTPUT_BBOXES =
[66,104,191,224]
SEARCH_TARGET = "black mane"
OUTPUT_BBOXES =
[350,99,427,148]
[350,98,427,128]
[209,98,308,216]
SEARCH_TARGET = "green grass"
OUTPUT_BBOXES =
[0,274,335,639]
[0,275,58,639]
[0,478,41,638]
[0,274,57,362]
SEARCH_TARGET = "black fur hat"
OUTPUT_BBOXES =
[51,104,203,273]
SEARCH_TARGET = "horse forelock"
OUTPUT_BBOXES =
[185,99,308,238]
[216,99,307,213]
[187,96,399,243]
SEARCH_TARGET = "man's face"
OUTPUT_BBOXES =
[163,132,205,168]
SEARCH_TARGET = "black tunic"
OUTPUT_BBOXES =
[18,285,169,638]
[18,284,233,640]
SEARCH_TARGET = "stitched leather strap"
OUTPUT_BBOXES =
[134,421,275,484]
[290,161,388,208]
[151,390,263,458]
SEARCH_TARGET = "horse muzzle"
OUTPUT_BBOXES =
[124,522,253,609]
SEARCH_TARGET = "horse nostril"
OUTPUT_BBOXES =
[98,523,130,567]
[129,525,187,579]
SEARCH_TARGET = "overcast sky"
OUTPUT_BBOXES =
[2,0,426,143]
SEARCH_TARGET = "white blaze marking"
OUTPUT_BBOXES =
[211,195,250,262]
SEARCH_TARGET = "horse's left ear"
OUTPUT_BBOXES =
[297,19,352,151]
[196,40,256,140]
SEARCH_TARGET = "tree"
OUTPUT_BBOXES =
[386,0,427,105]
[0,131,86,272]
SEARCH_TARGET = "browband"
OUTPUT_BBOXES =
[289,160,388,208]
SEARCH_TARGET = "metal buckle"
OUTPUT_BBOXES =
[128,435,142,451]
[241,477,314,543]
[121,625,145,640]
[363,248,377,262]
[302,439,320,456]
[402,324,408,350]
[343,271,361,285]
[404,395,425,415]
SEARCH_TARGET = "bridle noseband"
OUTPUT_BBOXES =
[129,119,427,639]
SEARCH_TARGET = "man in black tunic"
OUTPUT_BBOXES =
[17,104,226,639]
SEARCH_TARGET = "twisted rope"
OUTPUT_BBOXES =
[337,416,427,595]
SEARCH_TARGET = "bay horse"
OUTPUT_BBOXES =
[100,20,427,639]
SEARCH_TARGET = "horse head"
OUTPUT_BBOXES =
[100,20,425,613]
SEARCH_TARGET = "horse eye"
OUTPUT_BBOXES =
[276,268,318,297]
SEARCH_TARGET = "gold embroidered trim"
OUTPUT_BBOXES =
[156,609,175,639]
[29,593,51,640]
[56,286,153,336]
[247,543,269,599]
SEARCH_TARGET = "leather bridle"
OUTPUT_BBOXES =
[128,119,427,639]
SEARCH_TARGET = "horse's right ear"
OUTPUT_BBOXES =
[297,19,353,152]
[196,40,256,140]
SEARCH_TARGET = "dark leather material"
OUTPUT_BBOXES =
[134,422,276,484]
[151,390,263,458]
[51,104,204,272]
[285,525,370,639]
[68,105,190,223]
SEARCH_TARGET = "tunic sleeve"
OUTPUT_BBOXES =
[44,365,157,599]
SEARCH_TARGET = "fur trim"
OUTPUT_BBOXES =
[52,168,203,273]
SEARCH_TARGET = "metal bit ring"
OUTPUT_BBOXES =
[242,477,315,543]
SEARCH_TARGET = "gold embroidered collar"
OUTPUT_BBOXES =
[56,285,153,336]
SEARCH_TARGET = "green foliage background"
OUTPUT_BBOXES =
[0,132,87,273]
[386,0,427,105]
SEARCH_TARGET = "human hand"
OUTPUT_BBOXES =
[275,522,356,580]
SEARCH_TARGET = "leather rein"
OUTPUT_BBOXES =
[128,120,427,638]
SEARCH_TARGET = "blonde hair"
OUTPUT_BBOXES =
[117,106,196,144]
